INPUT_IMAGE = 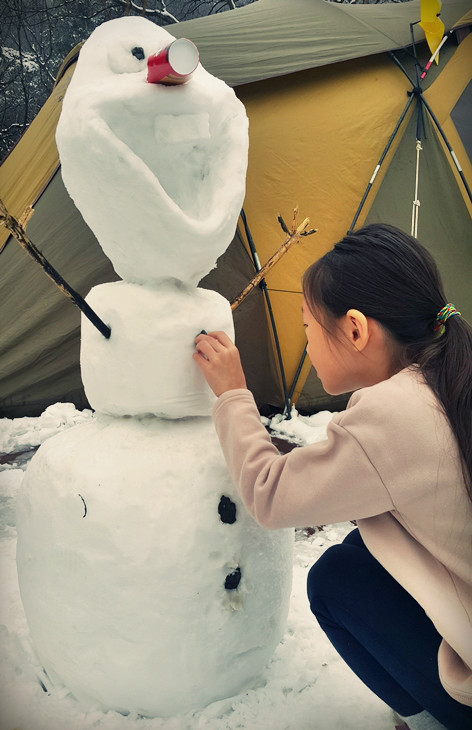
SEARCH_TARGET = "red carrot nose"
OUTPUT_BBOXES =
[147,38,199,85]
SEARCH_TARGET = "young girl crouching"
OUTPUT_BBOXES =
[193,223,472,730]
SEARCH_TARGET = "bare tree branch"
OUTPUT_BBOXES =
[116,0,179,23]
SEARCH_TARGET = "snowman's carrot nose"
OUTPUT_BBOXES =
[147,38,199,85]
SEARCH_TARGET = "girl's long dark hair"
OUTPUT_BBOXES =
[302,223,472,501]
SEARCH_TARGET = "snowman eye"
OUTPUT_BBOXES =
[218,495,236,524]
[108,44,146,73]
[131,47,145,61]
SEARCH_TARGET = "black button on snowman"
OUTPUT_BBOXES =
[16,17,293,718]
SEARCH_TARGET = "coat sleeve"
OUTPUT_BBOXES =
[212,389,395,529]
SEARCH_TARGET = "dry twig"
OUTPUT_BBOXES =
[231,208,316,311]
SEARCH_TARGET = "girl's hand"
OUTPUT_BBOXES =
[193,331,247,397]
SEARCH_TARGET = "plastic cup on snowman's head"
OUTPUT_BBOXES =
[147,38,199,85]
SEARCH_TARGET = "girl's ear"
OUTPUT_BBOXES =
[343,309,370,351]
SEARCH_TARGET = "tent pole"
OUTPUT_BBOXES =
[389,51,416,87]
[348,93,415,233]
[418,94,472,204]
[420,31,453,81]
[287,348,307,406]
[239,209,291,417]
[0,199,111,339]
[389,43,471,205]
[408,21,427,142]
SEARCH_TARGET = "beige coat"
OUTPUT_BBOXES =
[212,367,472,706]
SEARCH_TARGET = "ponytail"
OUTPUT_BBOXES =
[414,315,472,499]
[302,223,472,501]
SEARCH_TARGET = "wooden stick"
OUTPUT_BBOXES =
[0,198,111,339]
[231,210,316,311]
[19,205,35,228]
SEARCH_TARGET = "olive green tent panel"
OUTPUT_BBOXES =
[0,1,471,417]
[364,111,472,319]
[451,81,472,160]
[360,33,472,322]
[0,171,119,416]
[172,0,471,86]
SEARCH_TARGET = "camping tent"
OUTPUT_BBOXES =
[1,0,471,417]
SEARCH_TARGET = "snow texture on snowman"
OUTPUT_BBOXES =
[16,16,294,718]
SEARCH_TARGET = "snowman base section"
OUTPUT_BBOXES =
[81,282,234,418]
[16,415,294,717]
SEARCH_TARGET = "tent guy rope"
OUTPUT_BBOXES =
[411,138,423,237]
[0,198,112,339]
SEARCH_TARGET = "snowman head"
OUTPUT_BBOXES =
[56,16,249,286]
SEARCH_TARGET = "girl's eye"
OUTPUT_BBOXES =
[131,47,145,61]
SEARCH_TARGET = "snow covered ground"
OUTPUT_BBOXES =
[0,404,395,730]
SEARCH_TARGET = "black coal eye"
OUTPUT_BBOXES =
[218,495,237,524]
[131,47,145,61]
[224,567,241,590]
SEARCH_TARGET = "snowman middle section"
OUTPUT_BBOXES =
[81,280,233,418]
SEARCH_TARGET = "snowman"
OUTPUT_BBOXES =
[16,17,293,718]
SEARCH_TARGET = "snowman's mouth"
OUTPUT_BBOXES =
[101,106,222,220]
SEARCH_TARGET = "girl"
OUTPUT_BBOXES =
[193,223,472,730]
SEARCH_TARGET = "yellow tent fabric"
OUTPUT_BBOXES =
[174,0,472,409]
[0,59,78,252]
[235,36,472,405]
[235,56,423,403]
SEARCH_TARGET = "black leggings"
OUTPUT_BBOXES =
[307,529,472,730]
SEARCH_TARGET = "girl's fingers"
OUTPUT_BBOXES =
[193,331,246,396]
[195,331,232,348]
[194,331,231,356]
[205,331,234,348]
[194,339,217,360]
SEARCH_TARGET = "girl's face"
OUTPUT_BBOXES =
[302,298,360,396]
